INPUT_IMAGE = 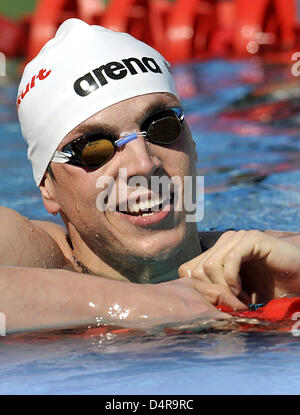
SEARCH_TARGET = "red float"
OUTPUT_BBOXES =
[233,0,297,57]
[101,0,153,46]
[148,0,173,55]
[209,0,236,57]
[163,0,218,62]
[26,0,104,62]
[1,0,300,63]
[217,297,300,322]
[0,15,24,58]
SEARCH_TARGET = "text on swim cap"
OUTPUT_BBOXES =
[74,57,162,97]
[17,68,51,109]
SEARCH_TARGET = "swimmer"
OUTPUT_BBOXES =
[1,19,300,333]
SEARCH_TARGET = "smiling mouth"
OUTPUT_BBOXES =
[118,193,174,217]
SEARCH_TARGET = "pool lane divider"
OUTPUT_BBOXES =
[216,297,300,321]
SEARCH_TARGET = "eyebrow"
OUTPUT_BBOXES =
[135,100,180,124]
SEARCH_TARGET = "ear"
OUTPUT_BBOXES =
[39,172,61,215]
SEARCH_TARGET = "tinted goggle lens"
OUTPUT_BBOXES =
[81,139,114,168]
[147,115,182,144]
[66,108,183,168]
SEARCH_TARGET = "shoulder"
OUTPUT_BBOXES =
[0,206,73,268]
[31,219,74,264]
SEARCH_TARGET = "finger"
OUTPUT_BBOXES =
[223,230,268,292]
[179,249,228,284]
[224,231,267,285]
[211,230,238,248]
[178,231,238,280]
[178,249,212,279]
[200,254,228,286]
[200,231,249,292]
[179,231,248,292]
[186,260,215,284]
[193,280,248,310]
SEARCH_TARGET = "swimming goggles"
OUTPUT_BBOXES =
[52,107,184,168]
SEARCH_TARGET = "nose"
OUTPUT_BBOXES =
[118,134,162,180]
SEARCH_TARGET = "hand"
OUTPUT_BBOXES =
[130,278,226,328]
[178,230,300,308]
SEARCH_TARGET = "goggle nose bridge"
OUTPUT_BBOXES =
[114,131,147,147]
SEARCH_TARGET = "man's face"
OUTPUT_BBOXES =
[44,92,198,273]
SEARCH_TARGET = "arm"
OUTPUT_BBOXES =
[0,265,221,333]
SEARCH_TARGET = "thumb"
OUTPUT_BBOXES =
[193,280,249,310]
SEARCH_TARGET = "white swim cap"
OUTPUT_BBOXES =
[17,18,178,185]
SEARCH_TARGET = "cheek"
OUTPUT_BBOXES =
[180,125,197,160]
[180,132,197,176]
[159,137,196,177]
[52,166,99,215]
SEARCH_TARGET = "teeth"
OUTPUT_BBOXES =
[127,195,168,214]
[132,204,140,213]
[139,201,147,211]
[145,200,152,209]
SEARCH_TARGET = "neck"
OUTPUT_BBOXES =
[68,224,202,283]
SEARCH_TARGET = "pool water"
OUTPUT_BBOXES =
[0,59,300,395]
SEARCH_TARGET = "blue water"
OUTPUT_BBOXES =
[0,59,300,395]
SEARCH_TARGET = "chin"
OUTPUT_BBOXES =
[129,224,188,261]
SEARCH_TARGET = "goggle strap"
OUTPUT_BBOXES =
[52,151,73,163]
